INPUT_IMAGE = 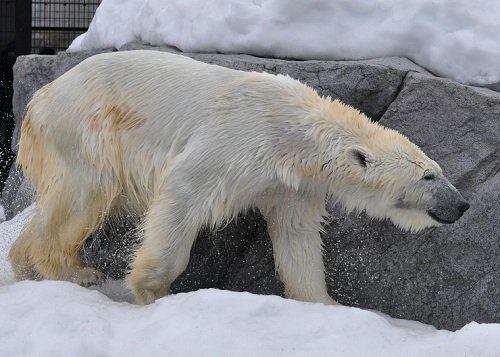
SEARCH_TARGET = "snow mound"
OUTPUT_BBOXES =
[69,0,500,87]
[2,282,500,356]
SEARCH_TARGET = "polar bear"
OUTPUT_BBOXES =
[9,50,469,305]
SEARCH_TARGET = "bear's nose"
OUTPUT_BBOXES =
[458,202,470,213]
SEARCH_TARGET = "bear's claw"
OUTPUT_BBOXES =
[68,267,105,287]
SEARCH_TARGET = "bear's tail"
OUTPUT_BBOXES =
[16,91,64,200]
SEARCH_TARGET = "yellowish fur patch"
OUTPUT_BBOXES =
[89,104,145,131]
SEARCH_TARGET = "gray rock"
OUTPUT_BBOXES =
[124,43,427,121]
[80,210,282,294]
[322,73,500,330]
[0,164,33,220]
[4,44,499,330]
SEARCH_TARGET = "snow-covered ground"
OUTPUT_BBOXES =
[1,207,500,356]
[68,0,500,88]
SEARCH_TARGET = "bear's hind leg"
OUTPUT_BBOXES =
[262,193,337,305]
[25,184,109,286]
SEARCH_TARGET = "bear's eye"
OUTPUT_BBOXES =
[423,171,435,180]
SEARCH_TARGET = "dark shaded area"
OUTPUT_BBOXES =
[81,211,283,296]
[0,43,16,192]
[31,1,101,54]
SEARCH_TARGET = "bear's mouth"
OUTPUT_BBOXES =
[427,210,455,224]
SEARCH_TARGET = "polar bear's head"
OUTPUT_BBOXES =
[330,130,469,232]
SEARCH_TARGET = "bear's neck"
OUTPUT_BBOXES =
[276,96,384,188]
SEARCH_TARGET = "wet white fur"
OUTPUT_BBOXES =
[11,50,443,304]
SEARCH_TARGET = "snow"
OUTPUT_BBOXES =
[1,207,500,356]
[68,0,500,88]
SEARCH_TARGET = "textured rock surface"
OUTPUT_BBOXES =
[322,73,500,329]
[80,211,283,296]
[4,44,499,330]
[120,42,429,122]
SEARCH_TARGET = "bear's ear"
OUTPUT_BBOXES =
[346,145,375,170]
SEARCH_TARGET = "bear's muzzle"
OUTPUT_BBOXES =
[427,177,469,224]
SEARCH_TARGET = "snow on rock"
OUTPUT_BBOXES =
[0,207,500,355]
[68,0,500,88]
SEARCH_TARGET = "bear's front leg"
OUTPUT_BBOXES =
[262,193,337,305]
[128,185,202,304]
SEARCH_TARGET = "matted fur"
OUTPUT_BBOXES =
[10,50,458,304]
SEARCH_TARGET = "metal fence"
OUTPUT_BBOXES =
[1,0,101,56]
[1,0,31,56]
[32,0,101,53]
[0,1,15,54]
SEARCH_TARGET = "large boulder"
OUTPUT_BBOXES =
[323,72,500,329]
[4,44,499,330]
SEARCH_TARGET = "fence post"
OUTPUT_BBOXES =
[15,0,31,55]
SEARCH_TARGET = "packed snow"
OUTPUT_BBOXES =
[68,0,500,88]
[1,207,500,356]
